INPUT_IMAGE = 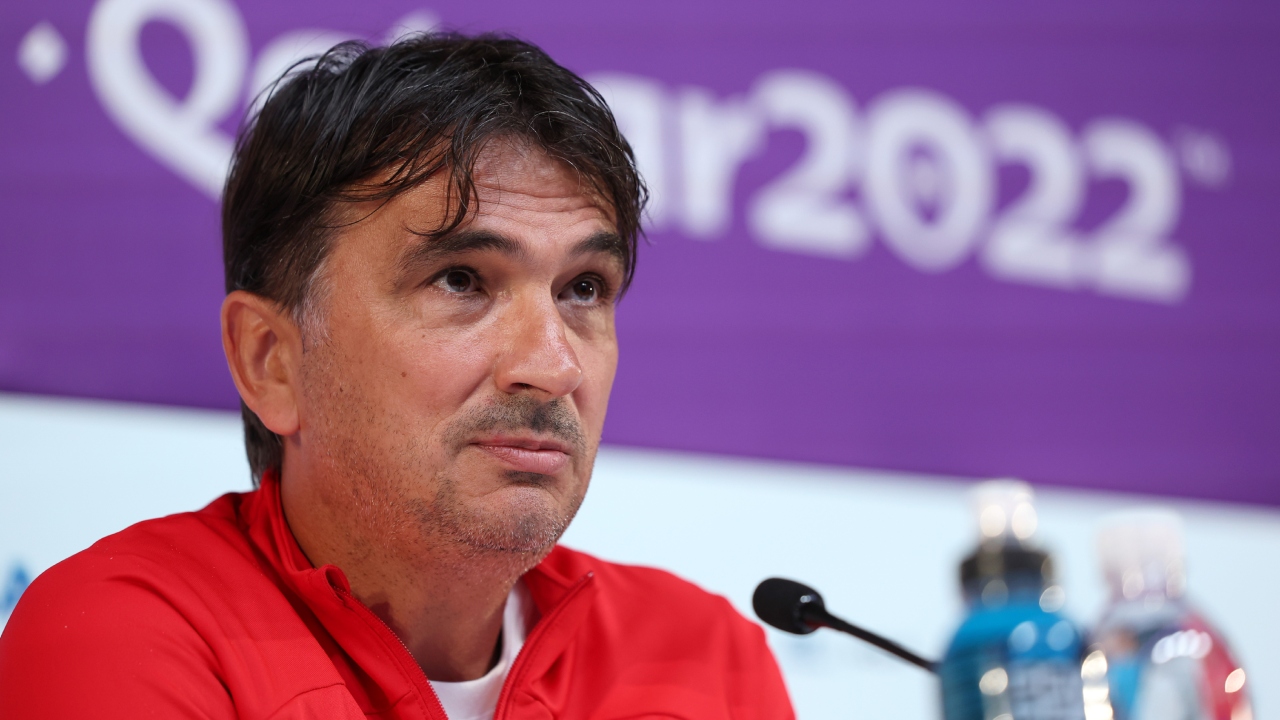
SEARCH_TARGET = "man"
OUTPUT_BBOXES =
[0,32,793,719]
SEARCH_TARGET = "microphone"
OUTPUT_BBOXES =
[752,577,937,673]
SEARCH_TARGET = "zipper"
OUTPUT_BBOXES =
[333,584,451,720]
[492,572,595,720]
[268,480,447,719]
[332,570,594,720]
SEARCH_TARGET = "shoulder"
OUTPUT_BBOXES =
[0,492,272,716]
[0,490,257,630]
[82,490,251,563]
[543,545,765,643]
[533,546,796,720]
[10,492,261,613]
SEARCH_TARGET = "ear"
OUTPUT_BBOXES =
[221,291,303,438]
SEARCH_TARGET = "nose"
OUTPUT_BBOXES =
[492,291,583,399]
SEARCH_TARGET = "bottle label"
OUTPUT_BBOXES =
[1008,661,1086,720]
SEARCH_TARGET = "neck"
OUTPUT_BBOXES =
[277,472,538,682]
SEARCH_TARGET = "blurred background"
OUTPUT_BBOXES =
[2,0,1277,717]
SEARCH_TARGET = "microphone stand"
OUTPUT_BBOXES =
[754,578,937,674]
[799,603,937,673]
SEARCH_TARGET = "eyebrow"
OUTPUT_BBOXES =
[570,230,628,269]
[395,227,627,284]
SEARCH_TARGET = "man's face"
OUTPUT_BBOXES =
[291,139,622,565]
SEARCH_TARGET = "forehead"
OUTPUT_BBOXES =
[467,139,616,231]
[330,140,620,270]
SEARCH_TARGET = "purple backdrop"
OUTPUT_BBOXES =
[3,0,1278,504]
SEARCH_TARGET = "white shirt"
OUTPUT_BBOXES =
[428,582,532,720]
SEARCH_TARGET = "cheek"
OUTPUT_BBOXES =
[393,328,493,407]
[575,336,619,432]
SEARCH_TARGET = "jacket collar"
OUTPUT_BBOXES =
[242,470,598,718]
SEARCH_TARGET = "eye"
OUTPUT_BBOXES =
[560,276,605,305]
[433,268,479,294]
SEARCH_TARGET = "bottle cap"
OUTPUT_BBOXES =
[971,478,1039,543]
[960,480,1054,599]
[1095,508,1186,600]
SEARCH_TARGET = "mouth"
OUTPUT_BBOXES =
[470,434,572,475]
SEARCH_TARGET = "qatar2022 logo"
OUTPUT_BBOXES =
[18,0,1234,305]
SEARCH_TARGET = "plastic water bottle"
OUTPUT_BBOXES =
[940,480,1086,720]
[1084,509,1252,720]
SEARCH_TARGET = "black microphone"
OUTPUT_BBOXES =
[753,577,937,673]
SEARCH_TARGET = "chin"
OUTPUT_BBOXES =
[445,486,581,556]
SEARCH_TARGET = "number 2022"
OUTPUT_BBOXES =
[594,71,1194,304]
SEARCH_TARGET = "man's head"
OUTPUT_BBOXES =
[219,33,644,567]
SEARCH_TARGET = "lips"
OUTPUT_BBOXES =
[472,435,571,475]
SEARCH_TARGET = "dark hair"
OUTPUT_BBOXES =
[222,32,646,485]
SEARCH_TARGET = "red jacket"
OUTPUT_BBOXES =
[0,474,794,719]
